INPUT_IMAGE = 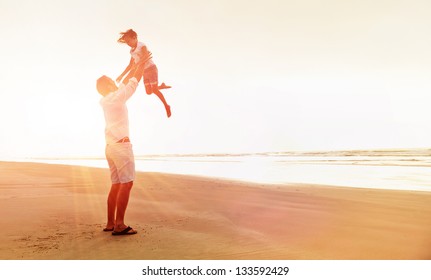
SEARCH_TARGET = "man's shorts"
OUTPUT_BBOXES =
[143,65,158,93]
[105,142,135,184]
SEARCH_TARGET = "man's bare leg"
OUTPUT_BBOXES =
[113,181,137,233]
[105,183,120,230]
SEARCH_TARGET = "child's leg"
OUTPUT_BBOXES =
[144,66,171,118]
[151,86,171,118]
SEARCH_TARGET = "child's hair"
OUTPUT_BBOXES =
[118,29,137,43]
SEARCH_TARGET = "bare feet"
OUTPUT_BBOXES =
[166,105,171,118]
[159,82,172,89]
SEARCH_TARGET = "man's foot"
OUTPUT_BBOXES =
[103,223,115,231]
[112,226,137,236]
[158,82,171,89]
[166,105,171,118]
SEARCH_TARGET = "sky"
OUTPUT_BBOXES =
[0,0,431,158]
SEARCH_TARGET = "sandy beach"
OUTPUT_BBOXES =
[1,161,430,260]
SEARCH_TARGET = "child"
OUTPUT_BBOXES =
[116,29,172,118]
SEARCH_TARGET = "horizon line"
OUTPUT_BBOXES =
[4,147,431,160]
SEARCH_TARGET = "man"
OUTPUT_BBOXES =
[96,53,151,236]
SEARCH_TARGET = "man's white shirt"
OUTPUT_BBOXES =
[100,78,138,144]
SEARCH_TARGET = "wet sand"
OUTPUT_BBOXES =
[1,161,430,260]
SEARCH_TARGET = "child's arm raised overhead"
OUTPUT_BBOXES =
[116,57,135,84]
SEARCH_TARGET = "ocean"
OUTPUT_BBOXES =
[12,148,431,192]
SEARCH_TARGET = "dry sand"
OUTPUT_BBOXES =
[0,161,430,260]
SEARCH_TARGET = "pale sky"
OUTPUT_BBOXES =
[1,0,431,158]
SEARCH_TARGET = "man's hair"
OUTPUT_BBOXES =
[96,75,113,95]
[118,29,137,43]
